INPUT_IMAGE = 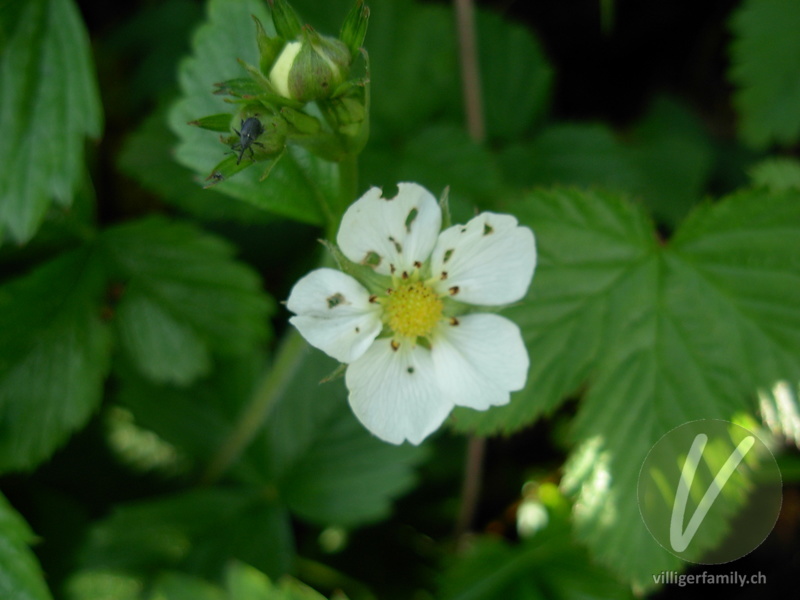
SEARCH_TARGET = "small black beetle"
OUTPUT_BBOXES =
[231,117,265,164]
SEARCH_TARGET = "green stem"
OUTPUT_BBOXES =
[200,330,308,486]
[329,151,359,239]
[453,0,487,540]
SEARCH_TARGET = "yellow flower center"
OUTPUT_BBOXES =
[385,280,443,339]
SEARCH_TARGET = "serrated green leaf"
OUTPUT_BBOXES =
[78,489,293,580]
[0,0,102,243]
[477,9,552,141]
[729,0,800,148]
[453,187,800,585]
[168,0,331,225]
[452,188,656,435]
[99,217,273,384]
[0,248,111,472]
[0,493,53,600]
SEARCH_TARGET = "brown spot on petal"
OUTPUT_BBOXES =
[388,236,402,253]
[449,317,460,326]
[449,286,460,296]
[405,208,418,233]
[327,293,346,309]
[391,340,400,352]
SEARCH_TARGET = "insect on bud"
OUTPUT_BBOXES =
[269,28,351,103]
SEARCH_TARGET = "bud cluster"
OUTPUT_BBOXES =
[191,0,370,184]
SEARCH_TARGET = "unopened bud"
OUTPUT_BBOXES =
[269,30,350,103]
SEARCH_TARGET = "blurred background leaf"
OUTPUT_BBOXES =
[0,492,53,600]
[99,216,274,385]
[729,0,800,149]
[0,0,102,244]
[0,248,110,472]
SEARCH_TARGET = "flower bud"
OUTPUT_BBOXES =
[269,29,351,103]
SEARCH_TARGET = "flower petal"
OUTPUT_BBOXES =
[432,313,529,410]
[430,212,536,305]
[287,268,382,363]
[337,183,441,276]
[346,339,452,444]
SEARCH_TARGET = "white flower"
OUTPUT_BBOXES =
[287,183,536,445]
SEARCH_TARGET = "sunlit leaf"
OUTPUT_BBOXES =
[453,187,800,584]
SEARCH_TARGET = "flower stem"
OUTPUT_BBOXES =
[454,436,486,541]
[200,330,307,485]
[454,0,486,143]
[330,151,359,238]
[453,0,487,540]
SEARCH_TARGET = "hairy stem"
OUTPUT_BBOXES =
[454,436,487,540]
[454,0,486,143]
[453,0,488,540]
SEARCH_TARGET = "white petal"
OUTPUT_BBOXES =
[287,268,382,363]
[346,339,452,445]
[337,183,441,276]
[430,212,536,305]
[431,313,529,410]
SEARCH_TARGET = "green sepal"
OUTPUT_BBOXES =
[237,58,278,95]
[339,0,370,58]
[188,113,234,132]
[252,15,283,73]
[268,0,302,40]
[203,155,253,188]
[438,185,452,229]
[319,239,390,295]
